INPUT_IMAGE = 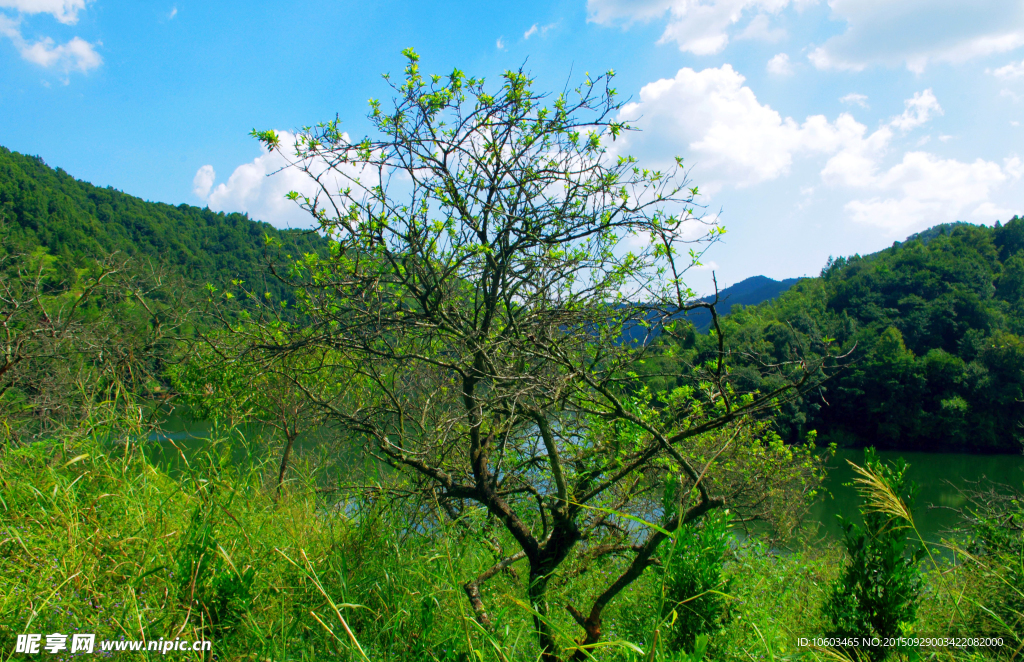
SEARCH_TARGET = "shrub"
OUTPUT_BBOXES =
[824,448,924,660]
[659,509,733,653]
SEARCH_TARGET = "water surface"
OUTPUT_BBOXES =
[809,448,1024,544]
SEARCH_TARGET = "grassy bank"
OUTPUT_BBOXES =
[1,418,1020,661]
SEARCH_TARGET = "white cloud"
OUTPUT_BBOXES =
[818,120,892,189]
[614,65,852,188]
[21,34,99,71]
[167,6,176,20]
[839,93,868,108]
[196,131,375,229]
[820,99,1017,233]
[992,58,1024,80]
[889,89,942,132]
[737,13,786,42]
[193,165,215,199]
[842,153,1012,232]
[1,0,100,77]
[496,36,505,50]
[617,69,1016,235]
[587,0,1024,72]
[587,0,792,55]
[523,22,556,39]
[808,0,1024,73]
[1006,155,1024,180]
[0,0,86,24]
[766,52,792,75]
[0,15,101,73]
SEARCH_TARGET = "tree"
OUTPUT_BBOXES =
[248,51,827,660]
[167,321,334,498]
[1,215,186,440]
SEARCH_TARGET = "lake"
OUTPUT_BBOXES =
[809,448,1024,544]
[148,417,1024,544]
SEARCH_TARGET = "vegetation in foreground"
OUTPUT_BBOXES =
[0,411,1021,661]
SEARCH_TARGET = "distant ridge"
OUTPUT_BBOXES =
[618,275,803,346]
[685,275,803,332]
[0,146,328,302]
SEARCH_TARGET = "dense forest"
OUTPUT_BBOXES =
[0,146,328,303]
[640,220,1024,453]
[4,144,1022,453]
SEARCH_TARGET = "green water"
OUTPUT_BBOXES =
[809,448,1024,543]
[148,415,1024,543]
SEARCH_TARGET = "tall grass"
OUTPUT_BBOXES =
[1,413,1019,661]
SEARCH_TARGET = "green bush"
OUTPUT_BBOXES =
[824,448,924,659]
[659,509,733,654]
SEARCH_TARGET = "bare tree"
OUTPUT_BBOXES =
[1,217,188,440]
[248,51,829,660]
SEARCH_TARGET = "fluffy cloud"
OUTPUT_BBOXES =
[839,93,869,108]
[192,165,215,199]
[0,0,85,24]
[766,52,792,75]
[588,0,1024,73]
[992,58,1024,80]
[0,14,101,73]
[842,153,1014,232]
[890,89,942,132]
[614,65,850,188]
[587,0,792,55]
[617,67,1018,234]
[1,0,101,77]
[821,102,1016,233]
[808,0,1024,73]
[20,34,99,70]
[195,131,375,229]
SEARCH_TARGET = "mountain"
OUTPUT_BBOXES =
[639,219,1024,454]
[0,146,328,301]
[684,275,803,332]
[617,275,802,347]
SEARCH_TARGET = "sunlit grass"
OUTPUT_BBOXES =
[1,414,1018,661]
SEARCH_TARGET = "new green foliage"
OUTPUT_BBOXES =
[824,449,923,659]
[658,508,732,654]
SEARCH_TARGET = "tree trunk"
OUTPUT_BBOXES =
[275,430,296,500]
[529,565,561,662]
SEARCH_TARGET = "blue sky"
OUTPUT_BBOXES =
[2,0,1023,293]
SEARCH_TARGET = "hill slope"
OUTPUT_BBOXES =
[685,275,802,332]
[641,219,1024,453]
[0,146,327,300]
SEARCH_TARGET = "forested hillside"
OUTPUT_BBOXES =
[0,146,327,300]
[640,220,1024,453]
